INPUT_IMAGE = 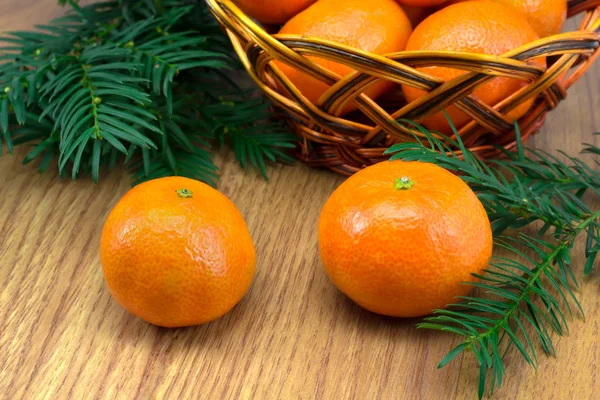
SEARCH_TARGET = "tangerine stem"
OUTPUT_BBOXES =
[176,188,193,198]
[394,177,415,190]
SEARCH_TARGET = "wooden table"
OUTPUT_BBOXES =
[1,2,599,399]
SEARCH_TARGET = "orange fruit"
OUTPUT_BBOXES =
[402,1,545,134]
[433,0,567,37]
[234,0,316,25]
[100,177,256,328]
[318,161,493,317]
[396,0,448,6]
[488,0,567,37]
[401,5,434,28]
[275,0,412,115]
[432,0,470,7]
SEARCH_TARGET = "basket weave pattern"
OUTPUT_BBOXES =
[207,0,600,175]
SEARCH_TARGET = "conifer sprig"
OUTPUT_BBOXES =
[386,124,600,399]
[0,0,296,184]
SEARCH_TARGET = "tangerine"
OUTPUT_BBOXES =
[402,1,545,134]
[100,177,256,328]
[489,0,567,38]
[401,4,434,28]
[434,0,567,37]
[395,0,448,6]
[275,0,412,115]
[234,0,316,25]
[318,161,493,317]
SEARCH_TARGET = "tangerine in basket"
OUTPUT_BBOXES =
[318,161,493,317]
[488,0,568,38]
[233,0,316,25]
[437,0,567,38]
[402,1,545,134]
[100,177,256,328]
[395,0,449,6]
[275,0,412,115]
[400,4,434,28]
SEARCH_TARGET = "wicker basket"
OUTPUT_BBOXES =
[207,0,600,175]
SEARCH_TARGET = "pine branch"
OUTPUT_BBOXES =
[387,121,599,237]
[207,96,297,178]
[0,0,296,184]
[386,122,600,399]
[420,215,598,399]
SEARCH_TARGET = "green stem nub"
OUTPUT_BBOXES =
[176,188,193,198]
[394,176,415,190]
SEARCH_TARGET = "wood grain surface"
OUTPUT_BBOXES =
[1,2,599,399]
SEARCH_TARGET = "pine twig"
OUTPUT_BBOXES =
[0,0,296,184]
[386,122,600,399]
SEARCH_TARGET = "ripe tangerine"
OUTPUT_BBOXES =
[318,161,493,317]
[402,1,545,134]
[100,177,256,328]
[435,0,568,38]
[275,0,412,115]
[233,0,316,25]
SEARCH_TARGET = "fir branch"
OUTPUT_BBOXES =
[207,97,297,178]
[386,123,600,399]
[387,121,599,236]
[421,216,598,399]
[0,0,296,184]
